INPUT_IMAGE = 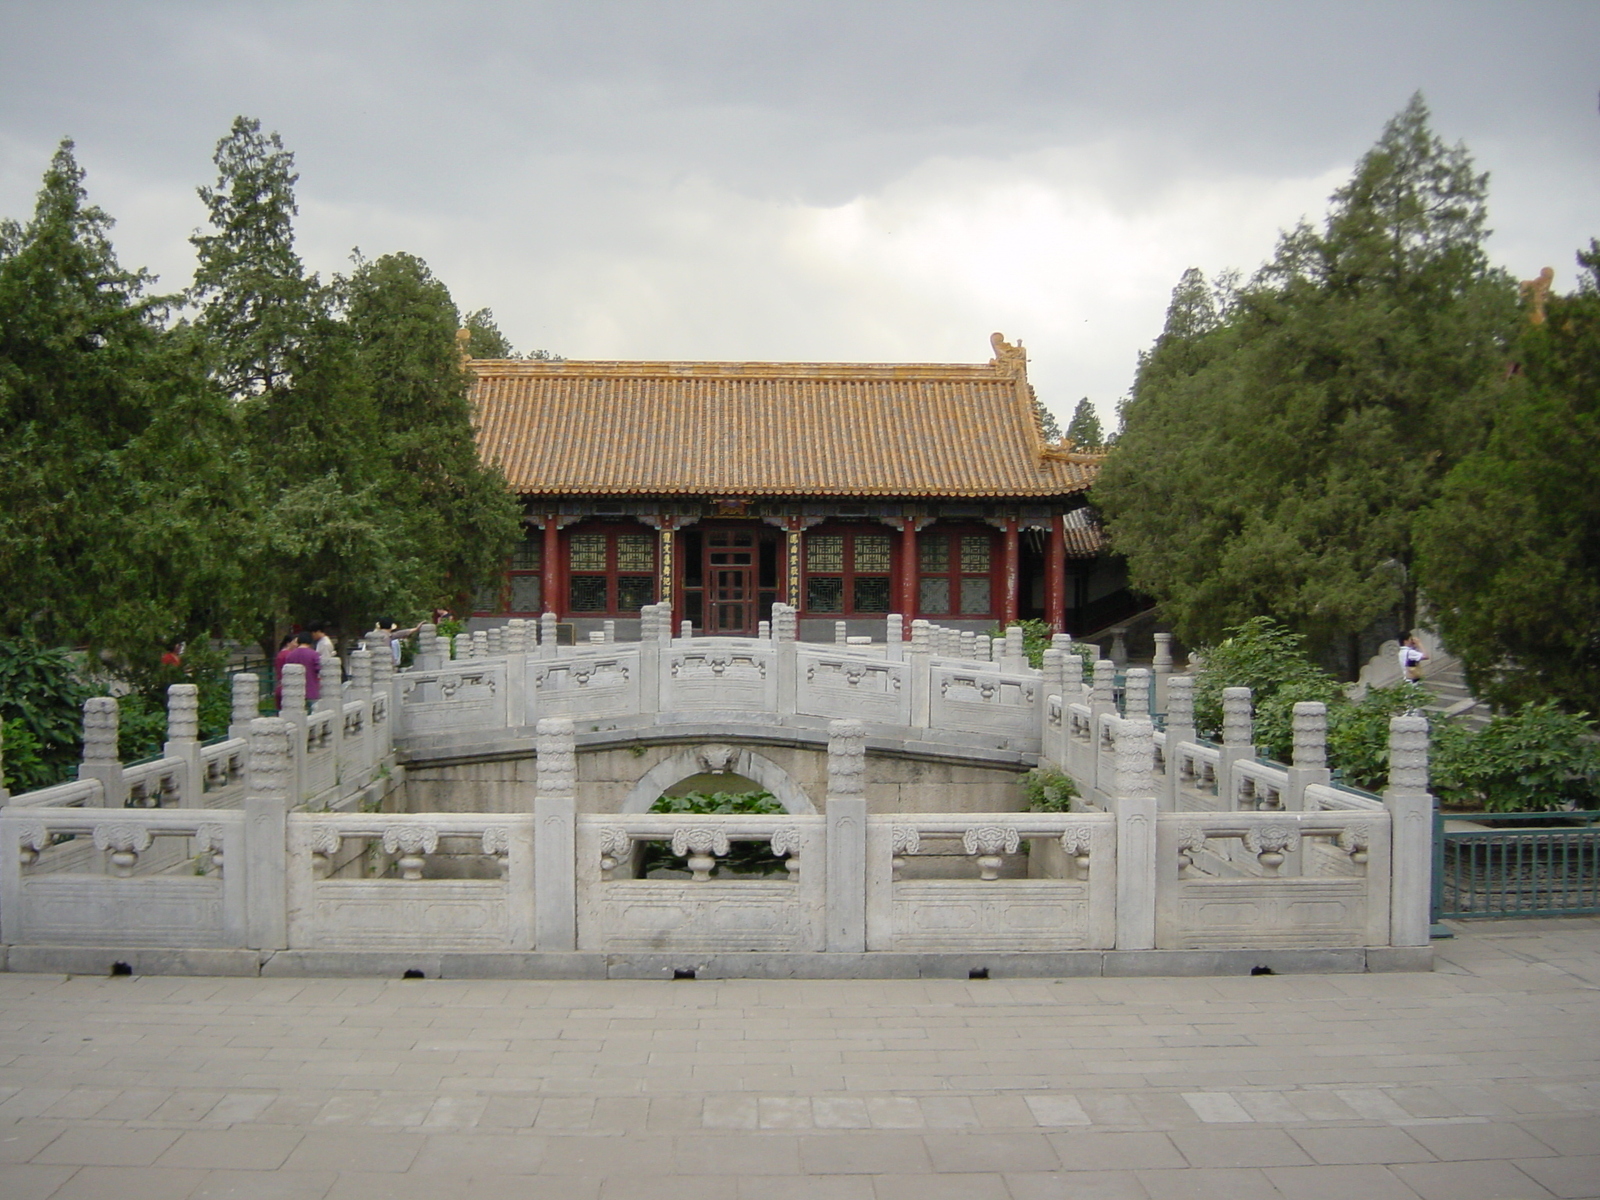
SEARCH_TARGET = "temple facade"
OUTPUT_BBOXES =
[468,333,1109,640]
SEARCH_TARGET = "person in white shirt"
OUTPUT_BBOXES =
[1399,635,1427,683]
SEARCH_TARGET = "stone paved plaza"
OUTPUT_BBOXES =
[0,919,1596,1200]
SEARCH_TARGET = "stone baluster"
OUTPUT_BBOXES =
[505,619,526,656]
[164,683,202,807]
[486,626,504,657]
[1060,648,1084,700]
[368,632,394,695]
[1152,632,1174,715]
[825,718,867,952]
[679,619,694,642]
[230,671,259,740]
[1002,625,1026,672]
[1386,713,1433,950]
[534,717,577,951]
[348,648,372,697]
[280,662,307,716]
[1113,715,1157,949]
[416,622,442,669]
[757,620,771,640]
[316,652,340,712]
[991,636,1006,663]
[1285,700,1332,812]
[1123,668,1151,719]
[540,612,559,657]
[1161,674,1196,811]
[1220,686,1255,810]
[472,630,489,657]
[454,632,472,660]
[244,717,292,950]
[959,631,976,659]
[835,620,848,646]
[603,619,616,643]
[1090,659,1116,716]
[885,613,903,657]
[909,619,930,654]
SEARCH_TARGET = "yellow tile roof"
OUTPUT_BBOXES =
[471,336,1100,500]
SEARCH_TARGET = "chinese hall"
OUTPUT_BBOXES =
[468,333,1115,641]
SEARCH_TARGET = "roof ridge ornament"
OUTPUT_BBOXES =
[989,331,1027,378]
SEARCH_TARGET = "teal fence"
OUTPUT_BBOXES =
[1432,811,1600,920]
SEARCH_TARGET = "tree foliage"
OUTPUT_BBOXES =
[0,119,520,679]
[1096,96,1517,670]
[0,140,246,667]
[1065,398,1104,448]
[1414,243,1600,712]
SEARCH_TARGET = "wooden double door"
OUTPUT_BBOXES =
[681,526,780,635]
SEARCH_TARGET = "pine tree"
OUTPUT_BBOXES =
[1095,96,1517,669]
[1415,242,1600,711]
[0,141,245,662]
[1065,398,1104,448]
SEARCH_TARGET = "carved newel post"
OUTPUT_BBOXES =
[415,622,442,669]
[1220,686,1254,809]
[1091,660,1116,716]
[534,717,578,951]
[77,696,127,807]
[1123,668,1151,720]
[1287,701,1331,810]
[1114,715,1158,950]
[164,683,202,807]
[1151,631,1174,715]
[825,717,868,952]
[244,717,292,950]
[230,671,259,741]
[1385,714,1434,949]
[539,611,559,657]
[453,632,472,661]
[1162,675,1196,811]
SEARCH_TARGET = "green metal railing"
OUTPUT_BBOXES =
[1432,811,1600,920]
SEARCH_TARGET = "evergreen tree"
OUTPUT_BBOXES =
[1415,243,1600,711]
[462,307,514,358]
[1095,95,1517,670]
[1065,398,1104,448]
[0,141,244,663]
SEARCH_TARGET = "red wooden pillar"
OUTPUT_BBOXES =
[899,517,919,633]
[1000,518,1020,627]
[541,515,561,617]
[1045,513,1066,634]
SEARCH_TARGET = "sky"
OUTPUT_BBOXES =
[2,1,1596,429]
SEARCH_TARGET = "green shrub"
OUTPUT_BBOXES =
[0,637,91,790]
[1192,617,1341,744]
[1020,766,1078,812]
[1430,703,1600,812]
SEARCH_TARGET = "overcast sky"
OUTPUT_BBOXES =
[2,1,1596,427]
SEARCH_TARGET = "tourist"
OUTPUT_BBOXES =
[274,630,323,710]
[376,616,420,666]
[1399,635,1428,683]
[308,622,337,662]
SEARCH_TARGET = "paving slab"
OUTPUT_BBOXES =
[0,917,1595,1197]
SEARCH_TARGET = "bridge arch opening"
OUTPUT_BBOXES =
[620,744,816,814]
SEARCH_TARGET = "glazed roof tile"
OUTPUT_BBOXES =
[471,341,1099,500]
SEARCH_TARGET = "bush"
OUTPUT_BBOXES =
[1430,703,1600,812]
[1020,766,1078,812]
[0,636,91,791]
[1324,685,1418,791]
[1192,618,1343,750]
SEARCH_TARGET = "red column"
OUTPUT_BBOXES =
[541,516,561,617]
[1045,514,1066,634]
[1001,518,1020,626]
[899,518,919,633]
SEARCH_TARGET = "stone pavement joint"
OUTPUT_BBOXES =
[0,918,1595,1198]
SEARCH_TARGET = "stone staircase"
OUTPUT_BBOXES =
[1416,653,1492,731]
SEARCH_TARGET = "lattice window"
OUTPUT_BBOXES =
[917,527,995,617]
[509,574,542,613]
[616,533,654,573]
[802,527,895,617]
[569,575,607,612]
[570,534,607,571]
